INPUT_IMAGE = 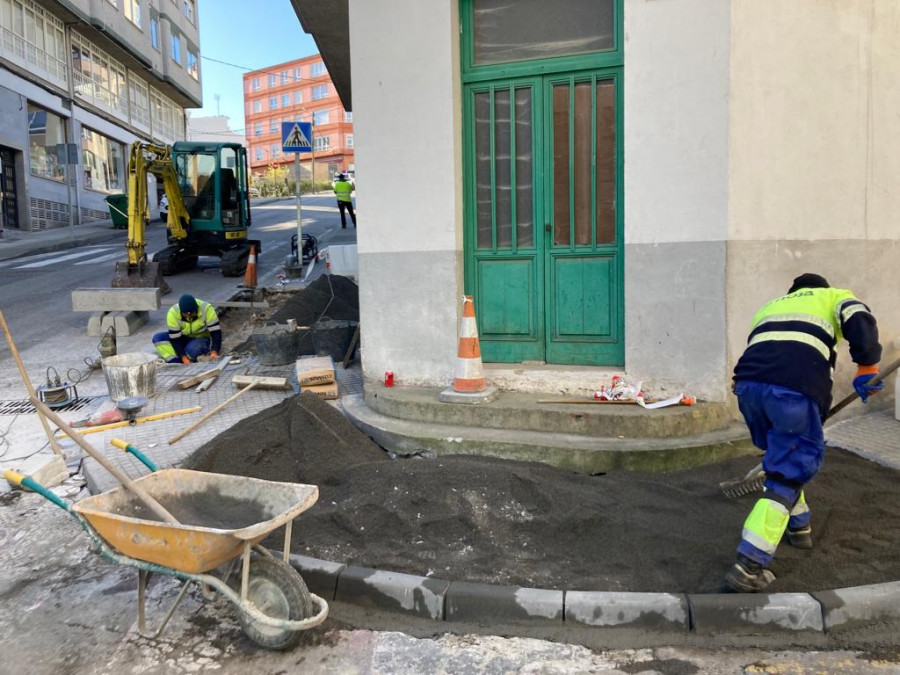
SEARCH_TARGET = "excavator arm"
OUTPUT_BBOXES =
[124,142,190,266]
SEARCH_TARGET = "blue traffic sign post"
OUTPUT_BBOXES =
[282,122,313,266]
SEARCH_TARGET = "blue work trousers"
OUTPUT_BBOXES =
[733,380,825,565]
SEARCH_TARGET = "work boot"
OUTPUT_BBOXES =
[725,555,775,593]
[787,526,813,549]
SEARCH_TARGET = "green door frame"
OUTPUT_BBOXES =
[461,0,624,366]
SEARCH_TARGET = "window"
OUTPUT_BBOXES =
[251,77,260,91]
[268,74,276,87]
[255,147,264,161]
[253,122,261,136]
[281,71,289,85]
[187,48,198,79]
[282,93,289,107]
[292,67,301,81]
[313,136,330,151]
[0,0,68,87]
[345,111,353,122]
[252,100,261,113]
[128,71,150,128]
[472,0,615,66]
[27,103,66,182]
[170,32,181,64]
[150,88,184,143]
[293,91,302,105]
[346,134,354,149]
[124,0,141,28]
[312,110,329,126]
[150,16,160,49]
[311,62,326,77]
[269,119,278,134]
[81,128,122,193]
[271,144,280,159]
[269,96,278,110]
[183,0,195,24]
[311,85,328,101]
[71,33,128,118]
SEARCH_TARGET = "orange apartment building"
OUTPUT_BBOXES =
[242,54,354,182]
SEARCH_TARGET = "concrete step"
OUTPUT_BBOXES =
[365,387,734,439]
[342,394,756,474]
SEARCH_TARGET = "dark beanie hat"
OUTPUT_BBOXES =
[788,273,830,294]
[178,293,198,314]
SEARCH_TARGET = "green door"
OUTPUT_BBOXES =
[465,73,623,365]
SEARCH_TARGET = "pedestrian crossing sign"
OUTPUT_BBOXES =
[282,122,313,153]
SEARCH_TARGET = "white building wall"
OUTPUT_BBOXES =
[623,0,732,400]
[350,0,463,386]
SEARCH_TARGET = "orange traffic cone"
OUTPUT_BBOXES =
[440,295,498,403]
[242,244,257,288]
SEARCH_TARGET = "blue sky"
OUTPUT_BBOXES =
[188,0,318,134]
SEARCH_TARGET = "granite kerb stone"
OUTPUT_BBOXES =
[812,581,900,633]
[445,581,563,626]
[334,565,449,620]
[566,590,689,633]
[688,592,824,635]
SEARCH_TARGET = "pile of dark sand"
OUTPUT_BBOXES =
[189,400,900,594]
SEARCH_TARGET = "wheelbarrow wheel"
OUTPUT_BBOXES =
[238,557,312,650]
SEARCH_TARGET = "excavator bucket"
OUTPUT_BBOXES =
[112,260,171,295]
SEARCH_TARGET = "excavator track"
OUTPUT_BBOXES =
[153,246,198,276]
[220,246,250,277]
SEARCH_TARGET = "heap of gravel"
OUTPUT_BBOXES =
[188,399,900,594]
[270,275,359,326]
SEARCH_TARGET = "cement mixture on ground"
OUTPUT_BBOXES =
[187,392,900,595]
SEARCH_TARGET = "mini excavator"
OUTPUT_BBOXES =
[111,141,260,291]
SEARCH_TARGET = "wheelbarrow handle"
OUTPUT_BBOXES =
[111,438,160,472]
[3,470,70,512]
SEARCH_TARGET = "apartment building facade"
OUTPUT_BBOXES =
[243,54,353,183]
[0,0,201,232]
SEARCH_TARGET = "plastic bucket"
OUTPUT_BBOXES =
[102,353,158,402]
[252,323,299,365]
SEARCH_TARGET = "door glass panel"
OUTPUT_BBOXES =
[473,0,615,66]
[596,80,616,244]
[494,89,511,247]
[515,88,533,248]
[573,82,592,245]
[474,91,492,248]
[552,84,570,246]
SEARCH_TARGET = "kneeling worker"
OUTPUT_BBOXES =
[153,294,221,364]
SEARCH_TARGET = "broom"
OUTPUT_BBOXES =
[720,356,900,499]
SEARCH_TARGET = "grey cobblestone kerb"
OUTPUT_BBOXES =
[288,555,900,648]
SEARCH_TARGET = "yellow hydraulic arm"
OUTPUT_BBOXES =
[125,142,191,266]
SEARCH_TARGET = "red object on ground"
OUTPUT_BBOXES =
[384,371,394,387]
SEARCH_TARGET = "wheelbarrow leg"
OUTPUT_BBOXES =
[137,569,194,639]
[283,519,293,564]
[241,541,252,602]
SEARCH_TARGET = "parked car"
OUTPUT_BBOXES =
[158,194,168,221]
[249,186,260,198]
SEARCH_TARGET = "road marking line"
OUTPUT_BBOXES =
[74,252,124,265]
[13,247,117,269]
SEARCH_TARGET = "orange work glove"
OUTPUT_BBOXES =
[210,351,219,359]
[181,355,191,365]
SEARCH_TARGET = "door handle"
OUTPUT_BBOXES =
[545,224,551,233]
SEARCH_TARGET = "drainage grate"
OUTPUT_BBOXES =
[0,396,103,416]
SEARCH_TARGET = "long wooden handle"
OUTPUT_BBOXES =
[31,396,179,524]
[827,356,900,418]
[168,382,257,445]
[0,309,64,457]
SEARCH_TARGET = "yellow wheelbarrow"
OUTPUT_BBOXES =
[6,457,329,651]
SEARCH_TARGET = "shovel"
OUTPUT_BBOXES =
[720,356,900,499]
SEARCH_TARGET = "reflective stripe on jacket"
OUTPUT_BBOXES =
[733,287,881,414]
[166,300,220,340]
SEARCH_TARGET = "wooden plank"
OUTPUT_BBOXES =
[232,375,290,390]
[342,324,361,369]
[175,355,232,389]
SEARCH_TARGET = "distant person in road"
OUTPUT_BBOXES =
[726,273,883,592]
[152,294,222,364]
[333,172,356,228]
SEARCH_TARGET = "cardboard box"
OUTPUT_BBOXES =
[301,381,338,400]
[296,355,335,386]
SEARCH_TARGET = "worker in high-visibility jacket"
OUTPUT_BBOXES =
[333,172,356,228]
[726,273,883,592]
[152,294,222,364]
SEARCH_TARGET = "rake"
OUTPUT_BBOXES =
[720,356,900,499]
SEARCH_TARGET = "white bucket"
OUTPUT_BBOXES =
[102,353,157,402]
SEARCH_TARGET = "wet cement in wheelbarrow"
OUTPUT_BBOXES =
[114,488,271,530]
[186,392,900,594]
